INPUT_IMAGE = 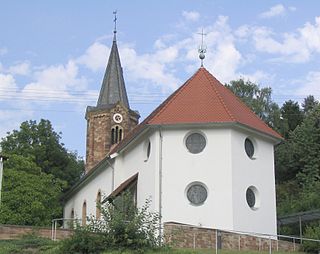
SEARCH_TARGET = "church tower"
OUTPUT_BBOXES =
[85,19,140,173]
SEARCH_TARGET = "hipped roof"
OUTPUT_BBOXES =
[109,67,281,155]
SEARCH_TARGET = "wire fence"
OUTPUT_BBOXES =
[51,218,320,253]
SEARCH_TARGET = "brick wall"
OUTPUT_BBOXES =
[0,224,72,240]
[164,222,300,252]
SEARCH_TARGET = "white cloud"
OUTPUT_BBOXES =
[296,71,320,100]
[260,4,286,18]
[22,61,88,103]
[182,11,200,22]
[0,73,18,95]
[77,42,109,71]
[246,17,320,63]
[8,62,31,75]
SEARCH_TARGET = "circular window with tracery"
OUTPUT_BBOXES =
[186,182,208,205]
[113,113,123,123]
[185,132,206,154]
[246,186,260,210]
[245,138,255,158]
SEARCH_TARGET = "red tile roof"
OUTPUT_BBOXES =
[110,67,281,155]
[148,67,281,138]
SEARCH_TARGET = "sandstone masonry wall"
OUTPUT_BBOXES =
[164,222,300,252]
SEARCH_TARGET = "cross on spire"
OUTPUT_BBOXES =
[197,28,207,67]
[113,10,117,41]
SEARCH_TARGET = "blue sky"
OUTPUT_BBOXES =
[1,1,320,158]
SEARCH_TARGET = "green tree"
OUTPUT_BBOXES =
[276,104,320,214]
[1,119,84,191]
[302,95,319,114]
[225,79,282,133]
[280,100,303,138]
[0,155,65,226]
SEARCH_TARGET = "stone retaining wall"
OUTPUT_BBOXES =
[164,222,300,252]
[0,224,72,240]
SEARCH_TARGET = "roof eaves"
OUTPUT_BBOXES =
[62,157,114,203]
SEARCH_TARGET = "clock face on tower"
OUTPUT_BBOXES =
[186,183,208,205]
[113,113,123,123]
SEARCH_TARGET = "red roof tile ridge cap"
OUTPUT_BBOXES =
[149,69,200,123]
[202,69,236,122]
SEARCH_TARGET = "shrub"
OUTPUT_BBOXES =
[302,225,320,253]
[60,192,162,253]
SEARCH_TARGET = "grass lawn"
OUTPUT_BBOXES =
[0,235,306,254]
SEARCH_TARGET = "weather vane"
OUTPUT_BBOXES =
[198,29,207,67]
[113,10,117,40]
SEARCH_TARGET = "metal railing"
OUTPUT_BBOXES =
[51,218,320,253]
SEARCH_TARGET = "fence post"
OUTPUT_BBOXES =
[54,220,57,241]
[51,220,54,240]
[215,229,218,254]
[238,235,241,251]
[269,236,272,254]
[193,232,196,249]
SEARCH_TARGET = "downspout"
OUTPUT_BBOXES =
[106,156,116,191]
[158,127,163,243]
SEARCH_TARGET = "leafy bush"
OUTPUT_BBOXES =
[303,225,320,253]
[60,192,162,253]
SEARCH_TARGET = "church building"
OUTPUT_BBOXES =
[63,24,282,237]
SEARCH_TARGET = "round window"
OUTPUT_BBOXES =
[246,186,259,210]
[185,133,206,154]
[186,183,208,205]
[245,138,254,158]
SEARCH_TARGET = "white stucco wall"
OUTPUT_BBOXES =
[64,129,159,225]
[231,129,277,236]
[64,166,113,225]
[64,124,278,237]
[112,130,158,211]
[160,127,234,229]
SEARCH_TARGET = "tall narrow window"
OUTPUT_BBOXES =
[96,191,101,220]
[119,129,123,141]
[111,128,115,144]
[111,125,124,145]
[82,201,87,226]
[70,209,75,229]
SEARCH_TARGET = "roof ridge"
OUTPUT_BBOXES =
[148,69,200,123]
[202,69,236,122]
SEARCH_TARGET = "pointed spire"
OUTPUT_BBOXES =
[97,12,130,109]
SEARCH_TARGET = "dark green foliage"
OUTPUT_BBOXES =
[280,100,304,138]
[302,95,319,114]
[0,119,84,226]
[0,155,65,225]
[59,226,106,254]
[302,225,320,253]
[60,192,161,253]
[225,79,283,134]
[1,119,84,190]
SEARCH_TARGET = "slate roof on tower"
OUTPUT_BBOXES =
[96,33,130,109]
[109,67,282,155]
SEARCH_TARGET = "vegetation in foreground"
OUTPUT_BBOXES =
[0,235,307,254]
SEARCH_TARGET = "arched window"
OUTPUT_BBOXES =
[82,201,87,226]
[70,209,75,229]
[111,125,124,145]
[96,191,102,220]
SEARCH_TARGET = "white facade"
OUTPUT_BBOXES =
[64,124,278,236]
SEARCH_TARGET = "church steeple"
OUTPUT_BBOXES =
[97,11,129,108]
[85,12,139,173]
